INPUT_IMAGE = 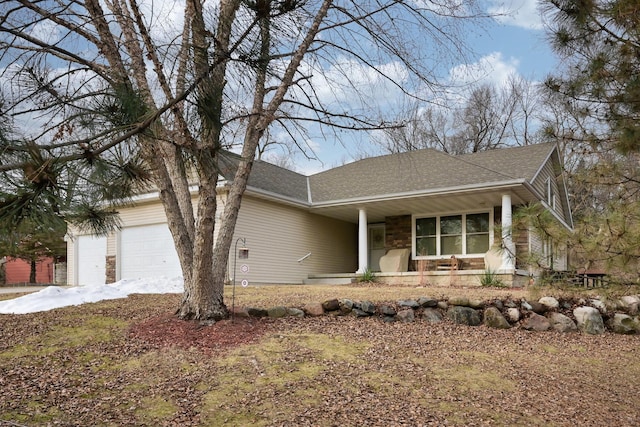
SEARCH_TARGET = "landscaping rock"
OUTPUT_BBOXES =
[353,308,370,318]
[547,312,577,333]
[247,307,269,318]
[620,295,640,308]
[539,296,560,310]
[522,313,551,331]
[396,309,415,323]
[506,307,520,323]
[573,306,605,335]
[382,316,396,323]
[447,306,481,326]
[339,299,354,314]
[230,306,250,318]
[448,296,470,307]
[379,304,397,316]
[267,306,288,318]
[286,307,305,318]
[398,299,420,309]
[302,302,324,317]
[483,306,510,329]
[589,299,607,313]
[628,303,639,316]
[492,299,504,310]
[468,299,485,309]
[609,313,636,335]
[420,308,443,323]
[527,301,548,314]
[322,299,340,312]
[361,300,377,314]
[417,297,438,308]
[521,300,533,311]
[437,301,448,310]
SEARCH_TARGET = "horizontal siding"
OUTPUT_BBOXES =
[532,160,566,222]
[233,196,357,284]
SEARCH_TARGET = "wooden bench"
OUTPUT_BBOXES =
[435,257,460,271]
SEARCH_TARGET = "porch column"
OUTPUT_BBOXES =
[356,208,368,274]
[501,194,515,271]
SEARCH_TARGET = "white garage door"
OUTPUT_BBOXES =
[77,235,107,286]
[120,224,181,279]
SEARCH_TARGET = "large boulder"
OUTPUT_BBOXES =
[522,313,551,331]
[447,306,482,326]
[302,302,324,317]
[448,296,470,307]
[322,299,340,312]
[417,297,439,308]
[398,299,420,309]
[547,312,577,333]
[267,306,288,318]
[396,309,415,323]
[378,304,397,316]
[538,296,560,310]
[573,306,605,335]
[608,313,636,335]
[483,306,510,329]
[420,308,443,323]
[506,307,520,323]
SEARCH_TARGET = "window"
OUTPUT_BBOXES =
[414,212,491,257]
[546,177,556,209]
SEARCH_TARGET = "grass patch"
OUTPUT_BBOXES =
[201,332,369,425]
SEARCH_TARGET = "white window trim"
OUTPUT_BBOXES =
[412,210,494,259]
[546,177,556,210]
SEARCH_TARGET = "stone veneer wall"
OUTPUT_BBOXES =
[385,215,411,250]
[105,256,116,284]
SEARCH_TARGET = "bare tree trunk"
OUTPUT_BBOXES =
[29,259,36,284]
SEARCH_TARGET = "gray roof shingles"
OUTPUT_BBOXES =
[307,143,555,203]
[225,143,556,205]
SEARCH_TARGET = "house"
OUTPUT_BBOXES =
[1,256,54,285]
[66,143,572,287]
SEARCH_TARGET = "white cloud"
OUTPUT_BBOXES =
[487,0,544,30]
[448,51,520,88]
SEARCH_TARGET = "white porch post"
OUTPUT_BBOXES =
[356,208,368,274]
[501,194,515,271]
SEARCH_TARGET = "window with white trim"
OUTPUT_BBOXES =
[546,177,556,209]
[414,212,491,257]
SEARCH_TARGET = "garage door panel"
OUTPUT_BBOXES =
[121,224,181,279]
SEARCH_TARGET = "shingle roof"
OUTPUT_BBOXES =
[221,143,556,205]
[218,152,309,202]
[307,143,555,203]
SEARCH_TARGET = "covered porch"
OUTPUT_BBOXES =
[308,185,537,287]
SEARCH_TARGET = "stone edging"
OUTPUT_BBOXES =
[234,294,640,335]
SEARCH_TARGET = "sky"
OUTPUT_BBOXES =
[0,277,183,314]
[290,0,558,175]
[2,0,558,176]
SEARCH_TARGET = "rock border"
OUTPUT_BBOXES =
[233,294,640,335]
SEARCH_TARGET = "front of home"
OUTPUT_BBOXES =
[66,143,572,287]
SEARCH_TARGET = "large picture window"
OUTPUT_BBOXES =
[414,212,491,257]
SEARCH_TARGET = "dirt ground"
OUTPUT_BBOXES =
[1,285,639,426]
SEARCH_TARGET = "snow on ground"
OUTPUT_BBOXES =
[0,277,184,315]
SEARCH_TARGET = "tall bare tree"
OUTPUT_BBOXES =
[1,0,486,319]
[374,74,541,154]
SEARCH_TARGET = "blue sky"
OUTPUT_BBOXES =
[289,0,559,175]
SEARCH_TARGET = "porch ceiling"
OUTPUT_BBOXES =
[309,185,536,223]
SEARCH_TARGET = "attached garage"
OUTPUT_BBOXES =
[119,223,181,280]
[76,235,107,286]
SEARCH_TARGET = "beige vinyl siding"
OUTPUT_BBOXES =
[233,196,357,284]
[65,233,76,286]
[531,160,566,222]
